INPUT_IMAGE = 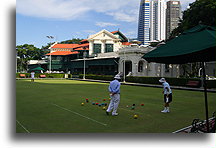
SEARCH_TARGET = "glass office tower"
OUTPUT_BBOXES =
[137,0,151,46]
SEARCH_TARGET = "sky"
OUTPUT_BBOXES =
[16,0,196,48]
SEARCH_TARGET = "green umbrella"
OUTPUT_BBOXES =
[30,67,45,71]
[143,25,216,64]
[143,25,216,132]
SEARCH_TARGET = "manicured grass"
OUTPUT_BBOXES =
[16,79,216,133]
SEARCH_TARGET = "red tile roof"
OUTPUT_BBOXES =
[74,47,89,51]
[122,42,131,46]
[75,43,89,47]
[45,51,79,56]
[51,44,79,49]
[80,39,88,43]
[111,31,118,34]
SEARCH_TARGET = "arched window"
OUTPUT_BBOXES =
[138,61,144,72]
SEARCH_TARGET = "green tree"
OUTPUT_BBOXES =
[169,0,216,78]
[60,38,83,44]
[41,42,56,50]
[170,0,216,39]
[16,44,46,72]
[41,38,83,50]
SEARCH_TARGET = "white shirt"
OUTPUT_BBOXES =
[31,72,35,78]
[162,82,172,94]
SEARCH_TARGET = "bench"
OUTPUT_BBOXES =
[19,74,26,78]
[186,81,200,88]
[39,75,46,78]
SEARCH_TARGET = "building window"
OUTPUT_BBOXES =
[93,44,101,54]
[105,44,113,52]
[56,56,63,60]
[138,61,144,72]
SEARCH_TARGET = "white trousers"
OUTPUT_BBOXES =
[106,94,120,115]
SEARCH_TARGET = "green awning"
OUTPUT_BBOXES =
[30,67,45,71]
[143,25,216,133]
[70,58,119,68]
[71,61,87,68]
[143,25,216,64]
[88,58,118,66]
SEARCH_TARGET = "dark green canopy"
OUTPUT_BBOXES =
[30,67,45,71]
[143,25,216,133]
[143,25,216,64]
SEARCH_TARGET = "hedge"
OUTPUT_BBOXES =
[79,74,113,81]
[78,74,216,88]
[126,76,201,87]
[16,73,215,88]
[16,73,72,78]
[206,80,216,89]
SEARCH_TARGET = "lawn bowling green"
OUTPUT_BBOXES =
[16,79,216,133]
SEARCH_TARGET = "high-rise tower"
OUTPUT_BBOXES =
[150,0,167,41]
[137,0,151,46]
[138,0,167,46]
[166,0,181,39]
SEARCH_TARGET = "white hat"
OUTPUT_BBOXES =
[114,75,121,79]
[159,78,166,83]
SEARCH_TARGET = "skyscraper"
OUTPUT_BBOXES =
[138,0,166,46]
[166,0,181,39]
[150,0,166,41]
[137,0,151,46]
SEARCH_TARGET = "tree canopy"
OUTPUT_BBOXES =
[170,0,216,39]
[59,38,83,44]
[168,0,216,78]
[16,44,47,60]
[16,44,48,72]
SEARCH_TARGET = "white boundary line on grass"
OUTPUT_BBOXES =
[51,103,107,126]
[16,120,30,133]
[172,125,193,133]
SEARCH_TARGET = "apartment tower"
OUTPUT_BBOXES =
[166,0,181,39]
[137,0,151,46]
[138,0,167,46]
[150,0,167,41]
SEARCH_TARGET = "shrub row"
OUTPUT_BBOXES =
[16,73,72,78]
[206,80,216,89]
[16,73,215,88]
[126,76,201,87]
[79,74,114,81]
[78,74,215,88]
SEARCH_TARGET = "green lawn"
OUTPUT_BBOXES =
[16,79,216,133]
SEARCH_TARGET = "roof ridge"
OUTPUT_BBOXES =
[206,28,216,39]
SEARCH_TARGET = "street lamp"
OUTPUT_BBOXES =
[198,67,202,77]
[123,48,126,83]
[83,47,87,80]
[46,36,54,73]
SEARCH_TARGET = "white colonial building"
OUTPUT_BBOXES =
[87,29,130,57]
[118,44,180,77]
[73,29,180,77]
